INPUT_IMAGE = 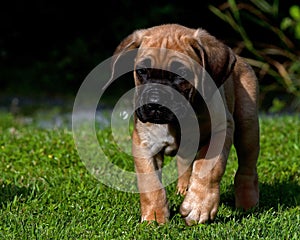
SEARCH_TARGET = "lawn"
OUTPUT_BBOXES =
[0,113,299,239]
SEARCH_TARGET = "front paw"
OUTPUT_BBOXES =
[180,185,220,225]
[140,192,170,224]
[141,205,170,224]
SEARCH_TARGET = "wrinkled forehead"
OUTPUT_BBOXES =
[135,45,198,70]
[140,35,185,51]
[136,48,190,69]
[137,33,199,67]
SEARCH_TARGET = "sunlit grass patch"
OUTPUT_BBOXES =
[0,114,299,239]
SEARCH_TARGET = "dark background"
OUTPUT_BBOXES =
[0,0,298,111]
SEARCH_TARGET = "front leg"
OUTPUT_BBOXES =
[180,155,225,225]
[134,154,169,223]
[180,128,233,225]
[133,131,169,224]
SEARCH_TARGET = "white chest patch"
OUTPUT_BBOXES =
[136,120,178,157]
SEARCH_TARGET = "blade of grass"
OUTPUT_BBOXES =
[250,0,276,15]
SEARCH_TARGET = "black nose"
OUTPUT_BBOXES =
[142,87,173,105]
[135,84,177,124]
[144,103,168,115]
[148,92,160,104]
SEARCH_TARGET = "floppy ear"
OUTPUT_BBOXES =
[191,28,236,88]
[113,29,146,56]
[103,29,146,90]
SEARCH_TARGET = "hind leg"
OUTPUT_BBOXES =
[234,117,259,210]
[233,64,260,210]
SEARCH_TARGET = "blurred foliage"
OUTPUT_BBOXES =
[0,0,300,112]
[210,0,300,112]
[281,5,300,40]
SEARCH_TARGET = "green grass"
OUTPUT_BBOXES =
[0,113,299,239]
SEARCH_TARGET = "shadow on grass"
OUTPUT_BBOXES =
[216,180,300,223]
[221,180,300,210]
[0,183,33,208]
[259,180,300,209]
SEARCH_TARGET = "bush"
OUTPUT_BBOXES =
[210,0,300,112]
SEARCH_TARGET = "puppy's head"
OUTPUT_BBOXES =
[111,24,236,124]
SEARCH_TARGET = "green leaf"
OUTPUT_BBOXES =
[269,98,286,113]
[290,5,300,21]
[250,0,273,15]
[228,0,240,20]
[289,60,300,74]
[280,18,293,30]
[295,23,300,39]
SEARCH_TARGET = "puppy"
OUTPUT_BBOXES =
[112,24,259,225]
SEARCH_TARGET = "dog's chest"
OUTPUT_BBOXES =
[136,121,178,156]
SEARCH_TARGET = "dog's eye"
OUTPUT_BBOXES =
[136,68,148,76]
[178,67,193,80]
[170,61,193,80]
[136,59,151,71]
[136,59,152,79]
